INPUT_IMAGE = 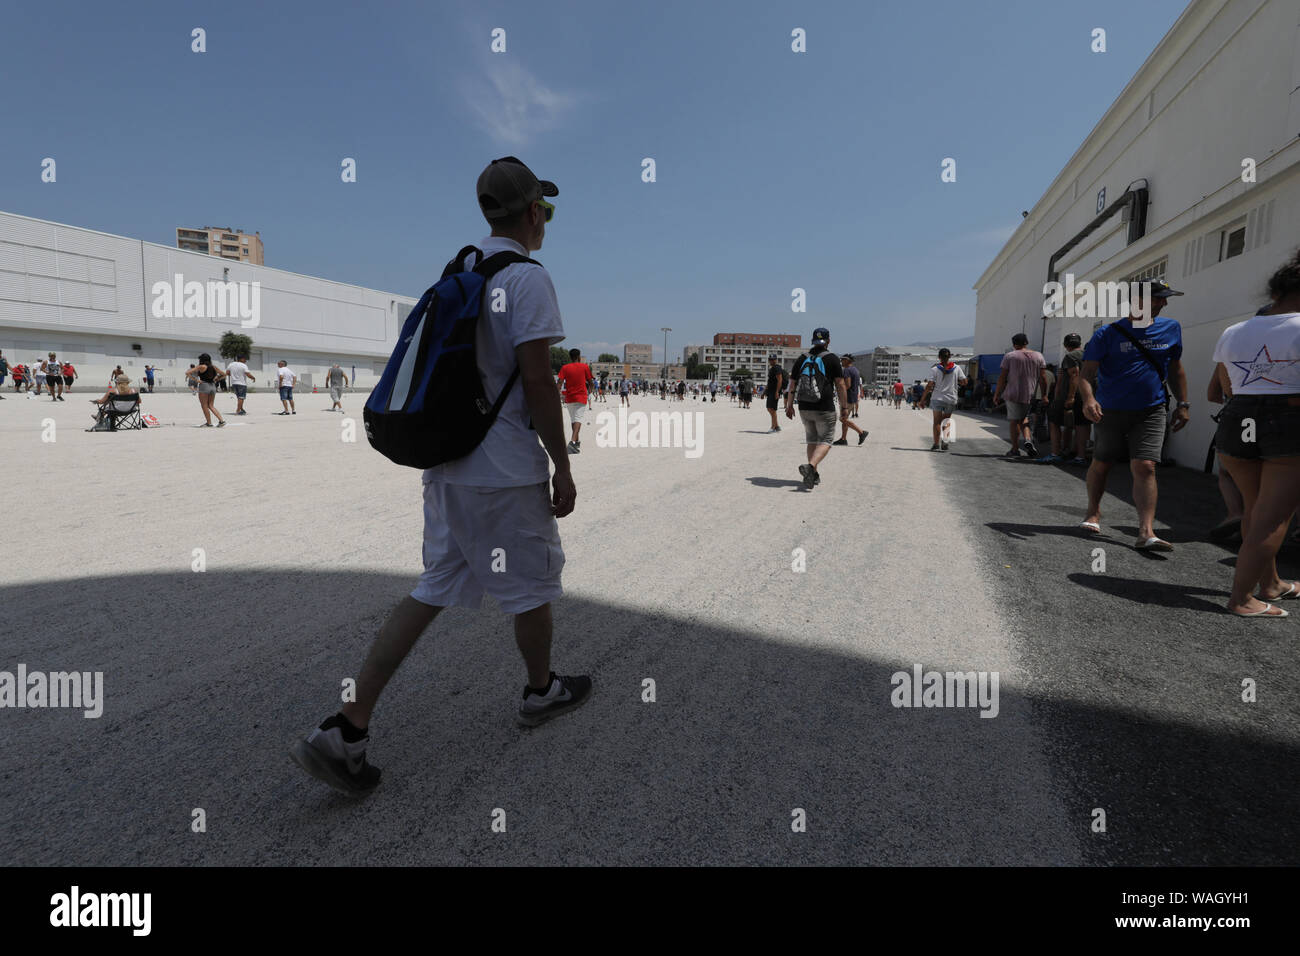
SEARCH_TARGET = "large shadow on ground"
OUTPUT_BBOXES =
[2,570,1297,866]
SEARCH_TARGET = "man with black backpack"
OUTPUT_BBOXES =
[785,326,848,489]
[291,156,589,797]
[1077,280,1191,550]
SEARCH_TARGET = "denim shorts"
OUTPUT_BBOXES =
[279,386,293,401]
[233,384,247,398]
[1215,395,1300,460]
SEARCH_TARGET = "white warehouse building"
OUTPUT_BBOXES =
[0,209,419,391]
[973,0,1300,469]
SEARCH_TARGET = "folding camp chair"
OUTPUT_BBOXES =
[87,393,143,432]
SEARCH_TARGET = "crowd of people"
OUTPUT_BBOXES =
[0,351,78,399]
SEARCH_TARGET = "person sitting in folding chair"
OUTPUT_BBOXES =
[88,374,143,431]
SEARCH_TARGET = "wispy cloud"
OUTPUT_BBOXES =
[462,58,578,146]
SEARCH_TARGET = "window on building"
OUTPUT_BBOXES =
[1122,258,1168,285]
[1220,219,1246,261]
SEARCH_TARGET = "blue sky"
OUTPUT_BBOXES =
[0,0,1190,359]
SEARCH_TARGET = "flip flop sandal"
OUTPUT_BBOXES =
[1233,603,1289,618]
[1079,521,1102,533]
[1257,581,1300,601]
[1136,536,1174,551]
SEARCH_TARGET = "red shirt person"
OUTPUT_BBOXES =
[556,349,592,453]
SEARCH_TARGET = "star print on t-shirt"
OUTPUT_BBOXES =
[1232,345,1300,388]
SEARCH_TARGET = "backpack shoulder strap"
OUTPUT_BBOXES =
[474,250,540,280]
[441,245,483,280]
[1110,322,1170,386]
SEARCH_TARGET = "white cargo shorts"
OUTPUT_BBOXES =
[411,480,564,614]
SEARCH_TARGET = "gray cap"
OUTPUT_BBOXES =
[477,156,558,220]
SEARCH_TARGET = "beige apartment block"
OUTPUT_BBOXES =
[176,225,265,265]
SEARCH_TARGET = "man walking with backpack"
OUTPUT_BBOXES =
[785,327,848,489]
[291,156,588,797]
[1077,281,1190,550]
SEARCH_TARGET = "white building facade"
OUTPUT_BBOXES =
[0,210,418,390]
[973,0,1300,467]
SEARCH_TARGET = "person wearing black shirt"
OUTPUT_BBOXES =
[785,327,847,489]
[765,355,785,431]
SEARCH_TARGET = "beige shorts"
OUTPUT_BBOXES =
[565,402,587,424]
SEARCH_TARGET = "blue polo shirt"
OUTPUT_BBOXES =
[1082,316,1182,410]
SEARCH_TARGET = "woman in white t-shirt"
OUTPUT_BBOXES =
[1210,250,1300,618]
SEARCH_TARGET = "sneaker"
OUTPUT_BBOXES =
[858,431,869,445]
[201,422,213,427]
[1004,448,1021,459]
[517,673,593,727]
[1022,440,1039,458]
[930,443,941,452]
[289,714,381,796]
[216,420,226,428]
[567,441,580,455]
[292,411,297,415]
[940,440,949,450]
[237,410,247,415]
[57,396,65,401]
[832,438,848,446]
[1038,453,1063,464]
[799,464,817,489]
[1068,457,1087,466]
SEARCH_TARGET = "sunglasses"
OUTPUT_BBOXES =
[535,198,555,223]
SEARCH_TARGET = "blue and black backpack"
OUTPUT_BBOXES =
[364,245,539,469]
[794,352,828,403]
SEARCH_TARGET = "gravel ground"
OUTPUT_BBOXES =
[0,388,1294,864]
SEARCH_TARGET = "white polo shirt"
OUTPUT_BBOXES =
[227,362,249,386]
[423,236,564,488]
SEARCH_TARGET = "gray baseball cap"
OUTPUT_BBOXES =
[477,156,558,220]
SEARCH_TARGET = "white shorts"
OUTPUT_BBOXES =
[565,402,587,424]
[411,480,564,615]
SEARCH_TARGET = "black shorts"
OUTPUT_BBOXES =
[1215,395,1300,460]
[766,395,779,410]
[1048,398,1083,427]
[63,376,74,386]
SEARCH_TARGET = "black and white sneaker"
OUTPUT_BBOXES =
[289,714,381,796]
[567,441,580,455]
[517,673,593,727]
[1022,440,1038,458]
[940,440,949,450]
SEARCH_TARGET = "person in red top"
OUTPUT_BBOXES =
[892,379,905,409]
[61,361,77,393]
[556,348,592,454]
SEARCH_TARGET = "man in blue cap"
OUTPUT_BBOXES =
[785,327,848,489]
